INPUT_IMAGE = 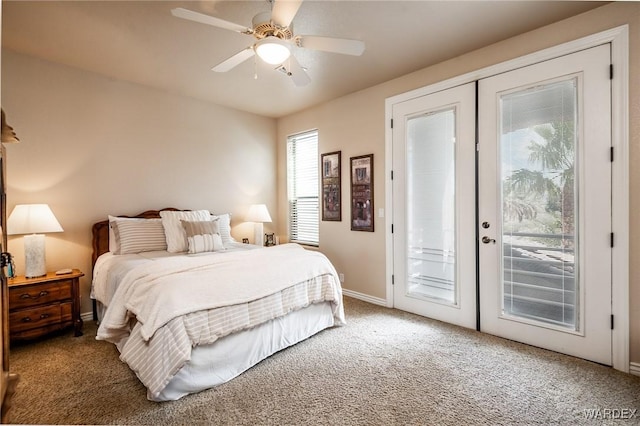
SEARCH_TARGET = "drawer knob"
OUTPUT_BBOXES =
[20,313,51,323]
[19,290,49,300]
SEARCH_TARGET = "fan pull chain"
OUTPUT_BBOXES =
[254,54,258,80]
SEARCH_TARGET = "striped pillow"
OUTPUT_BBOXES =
[111,219,167,255]
[108,215,153,253]
[181,219,224,254]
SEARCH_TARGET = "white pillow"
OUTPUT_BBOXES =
[211,213,235,244]
[110,219,167,255]
[160,210,211,253]
[108,216,163,253]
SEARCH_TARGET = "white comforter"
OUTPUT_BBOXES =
[95,243,345,398]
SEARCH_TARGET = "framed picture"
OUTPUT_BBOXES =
[265,233,275,246]
[321,151,341,221]
[350,154,374,232]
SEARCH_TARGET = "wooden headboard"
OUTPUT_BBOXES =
[91,207,182,267]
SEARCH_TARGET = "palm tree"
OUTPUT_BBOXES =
[503,120,575,248]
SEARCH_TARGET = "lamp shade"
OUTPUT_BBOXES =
[255,37,291,65]
[246,204,272,223]
[7,204,64,235]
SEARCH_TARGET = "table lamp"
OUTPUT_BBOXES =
[7,204,63,278]
[246,204,272,247]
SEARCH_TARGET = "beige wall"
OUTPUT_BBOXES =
[277,2,640,361]
[2,49,278,314]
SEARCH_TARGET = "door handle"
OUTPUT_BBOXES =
[482,236,496,244]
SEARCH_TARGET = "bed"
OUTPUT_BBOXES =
[91,208,345,401]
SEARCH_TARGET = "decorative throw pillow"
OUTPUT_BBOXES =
[160,210,211,252]
[181,219,224,254]
[110,219,167,255]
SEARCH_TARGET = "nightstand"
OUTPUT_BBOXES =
[8,269,84,340]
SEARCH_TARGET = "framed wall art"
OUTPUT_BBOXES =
[350,154,374,232]
[264,233,276,246]
[321,151,342,221]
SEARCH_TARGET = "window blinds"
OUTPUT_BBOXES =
[287,130,319,246]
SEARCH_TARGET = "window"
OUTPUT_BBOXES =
[287,130,319,246]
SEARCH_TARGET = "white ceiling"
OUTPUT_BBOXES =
[2,1,607,118]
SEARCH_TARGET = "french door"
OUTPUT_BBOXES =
[392,44,612,364]
[392,83,476,329]
[478,44,612,365]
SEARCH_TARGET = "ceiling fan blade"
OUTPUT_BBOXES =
[297,35,365,56]
[271,0,303,28]
[284,54,311,87]
[212,47,255,72]
[171,8,252,34]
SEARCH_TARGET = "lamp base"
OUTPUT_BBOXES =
[253,222,264,247]
[24,234,46,278]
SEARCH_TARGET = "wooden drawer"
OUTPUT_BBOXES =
[9,302,72,334]
[9,280,72,310]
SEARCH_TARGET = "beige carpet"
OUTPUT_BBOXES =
[7,297,640,425]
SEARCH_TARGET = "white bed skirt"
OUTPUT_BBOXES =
[151,301,335,401]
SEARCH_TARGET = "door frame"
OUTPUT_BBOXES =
[385,25,629,372]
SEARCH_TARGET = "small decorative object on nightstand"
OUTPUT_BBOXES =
[265,233,275,246]
[7,269,84,340]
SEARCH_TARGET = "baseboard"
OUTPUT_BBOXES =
[81,311,94,323]
[342,289,387,306]
[630,362,640,377]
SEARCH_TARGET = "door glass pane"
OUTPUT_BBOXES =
[500,79,578,330]
[406,108,456,304]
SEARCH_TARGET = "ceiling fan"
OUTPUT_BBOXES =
[171,0,365,86]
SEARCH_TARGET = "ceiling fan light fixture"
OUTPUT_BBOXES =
[255,36,290,65]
